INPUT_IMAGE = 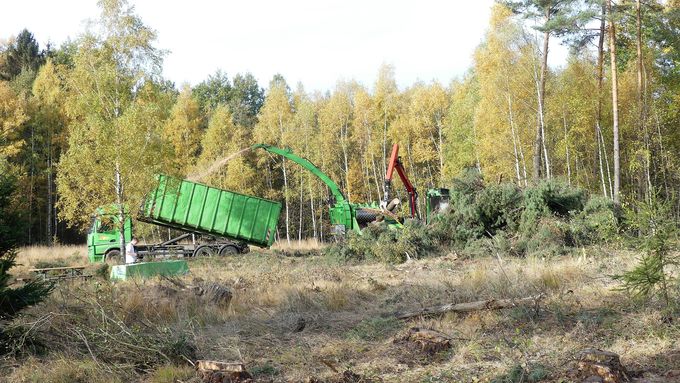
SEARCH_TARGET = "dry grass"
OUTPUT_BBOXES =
[2,246,677,382]
[14,245,88,269]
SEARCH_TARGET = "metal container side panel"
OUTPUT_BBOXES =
[187,184,279,246]
[199,187,221,231]
[215,191,234,235]
[157,176,181,221]
[254,201,280,246]
[185,182,207,228]
[177,181,198,226]
[225,193,247,237]
[239,197,260,241]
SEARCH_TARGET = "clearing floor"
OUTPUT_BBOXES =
[2,245,679,382]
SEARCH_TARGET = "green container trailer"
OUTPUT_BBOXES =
[140,174,281,248]
[87,174,282,263]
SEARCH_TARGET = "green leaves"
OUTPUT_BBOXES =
[56,0,170,229]
[615,195,678,309]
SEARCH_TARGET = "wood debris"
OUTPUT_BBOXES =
[395,294,544,320]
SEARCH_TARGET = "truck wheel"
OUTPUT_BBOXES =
[105,249,122,264]
[193,245,216,257]
[218,245,239,256]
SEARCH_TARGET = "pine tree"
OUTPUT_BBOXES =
[0,170,53,351]
[501,0,591,179]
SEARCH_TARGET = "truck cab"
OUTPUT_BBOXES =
[87,206,132,262]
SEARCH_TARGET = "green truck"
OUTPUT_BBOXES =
[87,174,282,263]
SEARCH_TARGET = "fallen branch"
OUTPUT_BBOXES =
[396,294,545,320]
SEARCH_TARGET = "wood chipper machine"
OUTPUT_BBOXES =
[251,143,450,234]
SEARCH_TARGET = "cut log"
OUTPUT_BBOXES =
[197,360,247,372]
[395,294,544,320]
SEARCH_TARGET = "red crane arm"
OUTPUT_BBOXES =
[386,144,399,181]
[383,143,419,219]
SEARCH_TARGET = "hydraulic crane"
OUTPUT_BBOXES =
[382,143,419,219]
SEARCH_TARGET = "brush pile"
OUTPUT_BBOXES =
[327,169,619,263]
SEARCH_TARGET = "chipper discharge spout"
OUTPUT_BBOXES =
[251,143,375,234]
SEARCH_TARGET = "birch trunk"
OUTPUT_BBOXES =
[596,1,608,197]
[298,171,303,241]
[341,122,350,201]
[309,177,317,239]
[608,0,621,203]
[636,0,652,201]
[538,24,551,179]
[279,113,290,244]
[47,155,53,246]
[563,109,571,185]
[507,95,522,185]
[115,162,126,260]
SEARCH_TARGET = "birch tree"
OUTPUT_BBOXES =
[254,75,294,244]
[57,0,166,257]
[163,84,203,175]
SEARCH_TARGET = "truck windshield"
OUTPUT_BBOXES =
[88,216,96,234]
[99,217,115,232]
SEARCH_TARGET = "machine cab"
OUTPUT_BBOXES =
[87,206,132,262]
[425,188,450,224]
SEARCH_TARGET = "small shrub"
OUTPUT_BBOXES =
[475,183,523,236]
[615,194,678,311]
[568,196,619,246]
[516,218,570,258]
[1,247,54,353]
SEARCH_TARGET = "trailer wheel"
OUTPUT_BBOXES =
[105,249,122,264]
[218,244,239,256]
[193,245,216,257]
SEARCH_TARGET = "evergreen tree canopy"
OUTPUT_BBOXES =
[0,29,45,81]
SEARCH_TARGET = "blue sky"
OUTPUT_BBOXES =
[1,0,567,91]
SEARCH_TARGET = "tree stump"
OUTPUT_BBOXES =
[197,360,252,383]
[396,327,452,355]
[576,349,629,383]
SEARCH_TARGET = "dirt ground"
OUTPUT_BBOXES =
[2,245,680,382]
